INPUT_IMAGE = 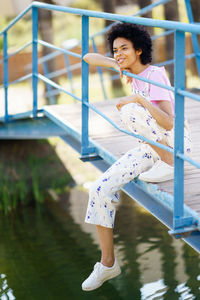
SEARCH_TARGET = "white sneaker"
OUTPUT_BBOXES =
[138,160,174,183]
[82,259,121,291]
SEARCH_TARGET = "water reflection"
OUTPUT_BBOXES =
[0,274,15,299]
[0,187,200,299]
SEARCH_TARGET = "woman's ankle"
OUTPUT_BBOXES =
[150,142,174,166]
[101,257,115,268]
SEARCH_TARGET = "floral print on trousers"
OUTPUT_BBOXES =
[85,103,192,228]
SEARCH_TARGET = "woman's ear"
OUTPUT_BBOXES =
[136,49,142,56]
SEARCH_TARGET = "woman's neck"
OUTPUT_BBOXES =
[130,63,150,75]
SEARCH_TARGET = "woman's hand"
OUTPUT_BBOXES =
[119,68,133,84]
[116,95,140,111]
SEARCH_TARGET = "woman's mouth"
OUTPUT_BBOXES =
[117,58,125,64]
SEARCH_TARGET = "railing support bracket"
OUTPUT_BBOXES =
[79,153,103,162]
[80,146,102,161]
[169,224,199,239]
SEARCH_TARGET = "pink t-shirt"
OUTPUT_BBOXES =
[131,65,174,115]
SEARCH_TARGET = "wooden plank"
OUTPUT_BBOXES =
[44,97,200,218]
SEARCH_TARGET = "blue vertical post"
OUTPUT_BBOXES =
[32,7,38,117]
[174,30,185,229]
[81,15,90,156]
[3,32,8,122]
[185,0,200,75]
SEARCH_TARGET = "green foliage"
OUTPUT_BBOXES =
[72,0,101,11]
[0,140,73,214]
[0,39,3,51]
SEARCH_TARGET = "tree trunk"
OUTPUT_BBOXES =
[190,0,200,22]
[37,0,59,103]
[101,0,125,98]
[188,0,200,77]
[164,0,179,85]
[137,0,153,35]
[136,0,158,65]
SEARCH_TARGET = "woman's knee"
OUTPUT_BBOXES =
[120,103,149,128]
[89,177,106,198]
[89,179,100,197]
[89,176,113,205]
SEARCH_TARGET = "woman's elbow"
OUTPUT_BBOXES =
[166,116,174,131]
[83,53,90,63]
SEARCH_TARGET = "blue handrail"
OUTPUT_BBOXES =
[3,32,8,122]
[0,1,200,237]
[30,2,200,33]
[32,6,38,117]
[91,0,173,39]
[37,40,81,58]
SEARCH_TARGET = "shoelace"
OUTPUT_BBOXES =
[91,263,103,280]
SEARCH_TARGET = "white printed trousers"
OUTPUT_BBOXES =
[85,103,192,228]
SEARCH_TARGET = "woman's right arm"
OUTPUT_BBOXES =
[83,53,119,71]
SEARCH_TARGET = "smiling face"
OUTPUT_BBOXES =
[113,37,142,72]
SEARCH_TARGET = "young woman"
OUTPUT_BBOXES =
[81,22,192,291]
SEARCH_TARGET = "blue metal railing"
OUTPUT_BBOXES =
[23,0,197,104]
[1,1,200,236]
[26,0,199,104]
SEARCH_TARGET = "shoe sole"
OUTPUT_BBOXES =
[139,174,174,183]
[82,269,121,291]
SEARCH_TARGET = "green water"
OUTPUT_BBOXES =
[0,187,200,300]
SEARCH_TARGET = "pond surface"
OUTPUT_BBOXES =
[0,187,200,300]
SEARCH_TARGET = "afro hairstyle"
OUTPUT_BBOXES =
[107,22,152,65]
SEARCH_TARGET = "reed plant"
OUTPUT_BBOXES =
[0,140,73,214]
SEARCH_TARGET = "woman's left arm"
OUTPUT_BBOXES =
[116,95,174,130]
[139,96,174,130]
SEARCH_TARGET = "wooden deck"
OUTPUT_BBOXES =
[44,98,200,216]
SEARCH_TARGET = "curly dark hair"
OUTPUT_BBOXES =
[107,22,152,65]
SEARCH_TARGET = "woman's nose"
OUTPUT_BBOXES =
[115,50,122,57]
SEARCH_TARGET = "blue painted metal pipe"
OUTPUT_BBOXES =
[37,40,81,59]
[1,41,32,62]
[37,73,82,102]
[177,89,200,102]
[7,73,32,87]
[0,5,32,36]
[155,53,196,67]
[32,7,38,117]
[3,32,8,122]
[43,67,68,80]
[37,50,60,65]
[121,69,175,92]
[91,0,173,39]
[174,30,185,230]
[82,100,174,154]
[31,1,200,34]
[136,0,172,15]
[81,15,93,156]
[25,50,61,73]
[1,0,200,241]
[177,153,200,169]
[151,29,174,40]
